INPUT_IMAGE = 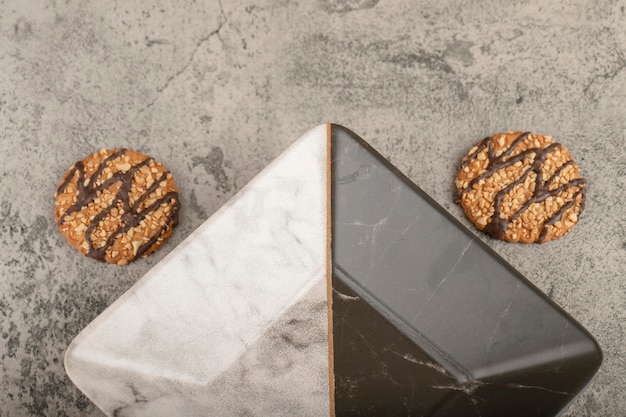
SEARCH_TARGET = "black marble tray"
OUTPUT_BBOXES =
[330,125,602,417]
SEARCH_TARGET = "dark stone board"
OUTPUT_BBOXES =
[330,124,601,417]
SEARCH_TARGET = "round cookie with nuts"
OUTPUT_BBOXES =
[54,148,180,265]
[455,131,585,243]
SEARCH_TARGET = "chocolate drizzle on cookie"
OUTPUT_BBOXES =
[56,149,180,262]
[457,132,585,242]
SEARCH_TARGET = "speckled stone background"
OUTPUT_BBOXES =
[0,0,624,415]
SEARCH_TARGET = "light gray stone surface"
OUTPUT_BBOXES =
[0,0,624,416]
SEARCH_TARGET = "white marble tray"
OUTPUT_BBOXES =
[64,125,331,417]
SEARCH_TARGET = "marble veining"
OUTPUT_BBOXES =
[330,125,602,416]
[331,126,598,377]
[64,125,329,417]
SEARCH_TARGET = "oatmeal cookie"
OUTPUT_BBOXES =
[55,148,180,264]
[455,132,585,243]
